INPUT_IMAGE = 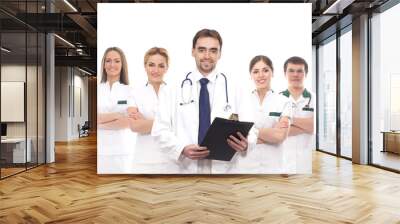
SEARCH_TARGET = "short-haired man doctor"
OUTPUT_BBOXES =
[281,56,315,173]
[152,28,255,174]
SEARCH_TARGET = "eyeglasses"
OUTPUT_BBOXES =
[287,69,305,74]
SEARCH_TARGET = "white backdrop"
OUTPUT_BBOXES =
[97,3,312,91]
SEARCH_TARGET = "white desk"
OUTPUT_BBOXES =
[1,138,31,163]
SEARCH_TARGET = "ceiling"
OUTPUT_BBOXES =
[0,0,391,75]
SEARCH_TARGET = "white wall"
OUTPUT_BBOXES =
[55,67,69,141]
[72,72,89,138]
[1,64,46,164]
[1,65,35,138]
[54,67,89,141]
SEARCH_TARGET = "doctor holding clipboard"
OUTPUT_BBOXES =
[152,29,255,174]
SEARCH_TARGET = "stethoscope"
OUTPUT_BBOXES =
[179,72,231,112]
[304,96,312,109]
[291,94,312,110]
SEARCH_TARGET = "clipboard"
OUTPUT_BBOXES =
[200,117,254,161]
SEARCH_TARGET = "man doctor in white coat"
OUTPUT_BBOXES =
[152,28,254,174]
[280,56,315,174]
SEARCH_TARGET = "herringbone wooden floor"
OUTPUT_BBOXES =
[1,135,400,224]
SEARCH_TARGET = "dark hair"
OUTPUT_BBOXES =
[284,56,308,74]
[144,47,169,66]
[249,55,274,73]
[100,47,129,85]
[192,29,223,50]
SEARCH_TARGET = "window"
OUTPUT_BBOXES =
[317,36,337,155]
[339,28,352,158]
[371,2,400,171]
[0,1,46,179]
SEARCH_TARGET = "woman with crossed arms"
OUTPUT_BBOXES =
[97,47,136,174]
[128,47,180,173]
[235,55,292,173]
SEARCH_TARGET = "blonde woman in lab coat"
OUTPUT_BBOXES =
[129,47,180,173]
[97,47,136,174]
[235,55,292,173]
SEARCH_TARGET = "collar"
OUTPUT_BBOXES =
[302,88,311,98]
[192,69,218,84]
[105,81,123,89]
[280,88,311,98]
[252,89,273,96]
[252,89,274,104]
[145,81,167,87]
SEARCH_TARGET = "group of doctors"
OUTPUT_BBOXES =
[97,28,315,174]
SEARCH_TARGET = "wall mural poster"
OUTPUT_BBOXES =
[97,3,314,174]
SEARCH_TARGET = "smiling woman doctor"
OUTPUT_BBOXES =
[234,55,292,173]
[97,47,136,174]
[152,29,255,174]
[128,47,180,173]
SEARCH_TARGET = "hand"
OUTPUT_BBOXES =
[274,119,289,129]
[128,110,144,120]
[257,138,265,144]
[127,107,139,118]
[132,111,145,120]
[127,117,136,130]
[227,132,248,152]
[182,144,209,160]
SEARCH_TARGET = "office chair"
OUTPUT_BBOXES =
[79,121,90,138]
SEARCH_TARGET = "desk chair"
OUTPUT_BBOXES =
[79,121,90,138]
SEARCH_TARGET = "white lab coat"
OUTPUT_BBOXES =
[281,89,315,174]
[130,83,181,174]
[97,81,136,174]
[233,90,292,174]
[152,69,255,174]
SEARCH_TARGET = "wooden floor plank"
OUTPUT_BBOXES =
[1,135,400,223]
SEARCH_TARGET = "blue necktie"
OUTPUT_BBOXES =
[198,78,210,144]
